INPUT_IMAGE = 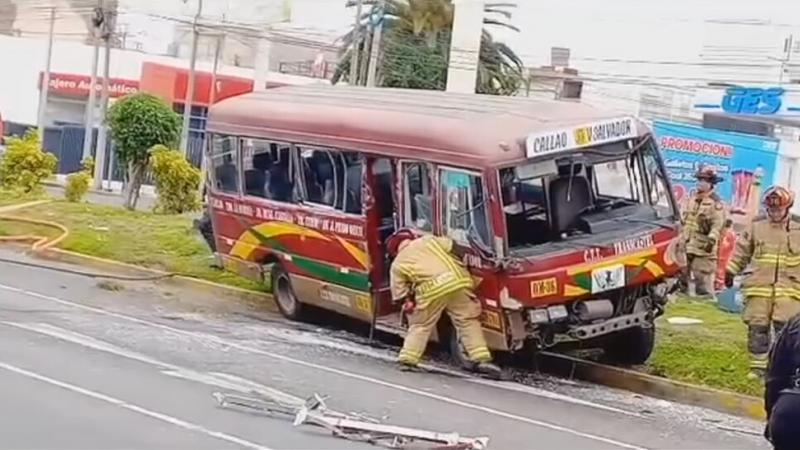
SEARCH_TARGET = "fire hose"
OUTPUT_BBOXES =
[0,201,176,281]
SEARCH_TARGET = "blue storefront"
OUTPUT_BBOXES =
[653,121,780,214]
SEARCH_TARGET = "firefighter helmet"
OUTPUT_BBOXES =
[763,186,795,210]
[386,228,418,258]
[694,166,724,184]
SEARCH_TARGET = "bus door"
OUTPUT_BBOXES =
[364,157,397,316]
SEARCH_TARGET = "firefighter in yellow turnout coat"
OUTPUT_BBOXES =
[726,186,800,376]
[681,167,726,298]
[387,230,502,378]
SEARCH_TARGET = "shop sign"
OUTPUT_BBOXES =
[39,72,139,99]
[695,86,800,116]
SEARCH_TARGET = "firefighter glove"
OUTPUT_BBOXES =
[703,239,716,253]
[402,299,416,315]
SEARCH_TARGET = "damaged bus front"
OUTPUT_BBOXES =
[488,116,681,364]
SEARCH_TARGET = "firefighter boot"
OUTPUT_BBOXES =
[472,362,504,380]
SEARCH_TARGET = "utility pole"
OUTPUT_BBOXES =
[780,34,794,85]
[180,0,203,156]
[82,3,104,160]
[365,0,384,88]
[93,10,113,190]
[209,30,224,105]
[446,0,484,93]
[349,0,363,86]
[37,7,56,138]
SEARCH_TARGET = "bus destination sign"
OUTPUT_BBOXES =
[525,117,638,158]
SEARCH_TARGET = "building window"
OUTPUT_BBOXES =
[211,135,239,194]
[241,138,295,202]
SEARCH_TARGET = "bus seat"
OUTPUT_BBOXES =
[244,169,267,197]
[548,176,591,235]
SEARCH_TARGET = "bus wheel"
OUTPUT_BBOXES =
[446,325,476,370]
[601,324,655,366]
[271,265,305,321]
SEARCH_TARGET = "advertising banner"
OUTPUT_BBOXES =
[653,121,780,219]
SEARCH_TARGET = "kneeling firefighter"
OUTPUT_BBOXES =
[727,186,800,377]
[764,312,800,450]
[387,229,502,378]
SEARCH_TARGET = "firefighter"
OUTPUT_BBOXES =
[764,311,800,450]
[726,186,800,377]
[387,229,502,379]
[680,166,726,299]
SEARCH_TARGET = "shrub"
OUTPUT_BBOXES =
[0,130,57,193]
[107,93,182,210]
[150,145,201,214]
[65,171,91,202]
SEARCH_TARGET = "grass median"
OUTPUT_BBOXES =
[0,199,262,291]
[648,299,761,397]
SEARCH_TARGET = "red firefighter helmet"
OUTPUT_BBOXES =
[763,185,795,210]
[386,228,419,258]
[694,166,724,184]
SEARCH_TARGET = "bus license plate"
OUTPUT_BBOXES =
[591,264,625,294]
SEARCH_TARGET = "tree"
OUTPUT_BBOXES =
[107,93,181,210]
[333,0,524,95]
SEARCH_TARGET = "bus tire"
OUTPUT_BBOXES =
[602,324,655,366]
[271,265,306,321]
[445,324,477,370]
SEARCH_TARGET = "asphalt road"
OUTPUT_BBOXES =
[0,249,770,450]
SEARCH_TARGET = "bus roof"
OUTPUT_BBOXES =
[206,85,650,168]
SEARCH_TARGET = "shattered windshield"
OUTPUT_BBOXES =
[502,138,675,250]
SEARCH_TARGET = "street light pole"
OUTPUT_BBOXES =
[37,7,56,139]
[93,10,113,190]
[82,3,104,160]
[180,0,203,156]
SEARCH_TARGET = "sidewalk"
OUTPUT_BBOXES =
[44,176,156,211]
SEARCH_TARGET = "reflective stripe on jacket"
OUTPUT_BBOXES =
[390,235,473,306]
[728,217,800,300]
[681,192,725,257]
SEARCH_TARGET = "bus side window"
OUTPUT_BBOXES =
[211,135,239,194]
[440,169,490,247]
[241,138,295,202]
[298,147,363,214]
[402,162,432,232]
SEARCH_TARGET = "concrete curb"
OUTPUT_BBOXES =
[9,242,768,422]
[36,248,275,309]
[539,352,765,421]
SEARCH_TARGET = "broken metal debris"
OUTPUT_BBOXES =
[213,391,489,450]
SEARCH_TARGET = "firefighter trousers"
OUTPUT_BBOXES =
[686,254,716,298]
[398,289,492,366]
[744,296,800,366]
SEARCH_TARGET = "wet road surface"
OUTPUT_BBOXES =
[0,249,769,449]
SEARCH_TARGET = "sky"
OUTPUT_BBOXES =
[63,0,800,115]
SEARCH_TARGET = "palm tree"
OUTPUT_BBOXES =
[333,0,524,96]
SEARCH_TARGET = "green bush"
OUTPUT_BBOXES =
[65,171,91,202]
[63,156,95,203]
[150,145,201,214]
[0,130,57,193]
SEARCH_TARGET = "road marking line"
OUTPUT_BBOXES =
[0,283,647,450]
[2,322,304,405]
[0,359,273,450]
